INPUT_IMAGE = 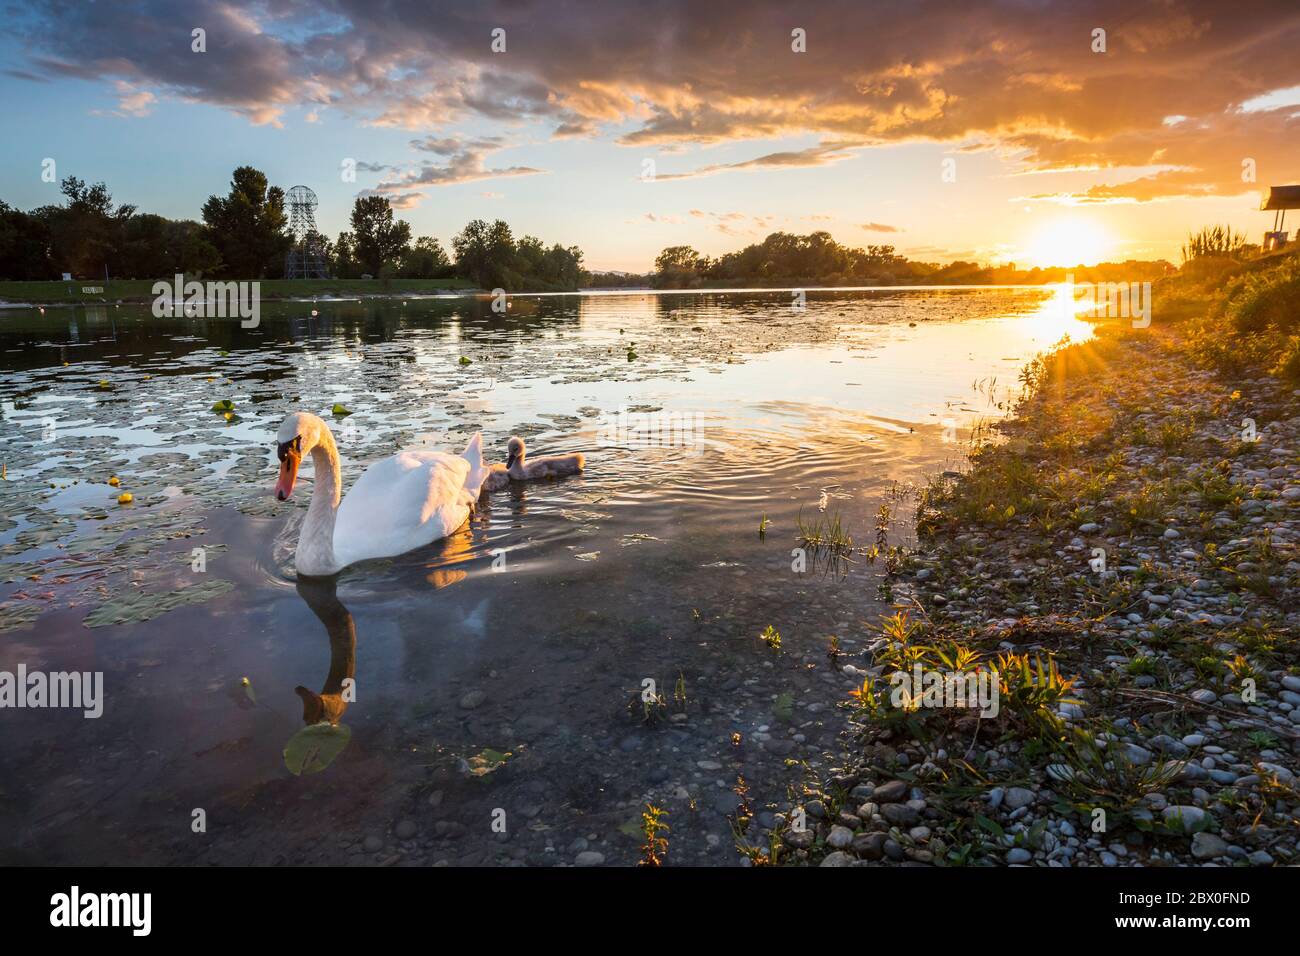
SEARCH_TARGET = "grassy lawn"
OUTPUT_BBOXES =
[0,276,480,303]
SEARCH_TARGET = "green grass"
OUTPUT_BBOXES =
[795,507,854,556]
[1182,248,1300,380]
[0,276,479,303]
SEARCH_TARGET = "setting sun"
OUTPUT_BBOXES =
[1023,217,1115,268]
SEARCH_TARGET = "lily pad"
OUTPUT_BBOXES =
[283,722,352,775]
[83,579,235,628]
[0,601,43,633]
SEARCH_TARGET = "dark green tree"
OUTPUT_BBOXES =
[348,195,411,276]
[0,201,54,279]
[200,166,290,278]
[40,177,135,277]
[399,236,451,278]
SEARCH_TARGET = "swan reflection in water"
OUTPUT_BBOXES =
[294,577,357,725]
[282,577,357,775]
[282,482,503,773]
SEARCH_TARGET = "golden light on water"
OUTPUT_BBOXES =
[1031,283,1098,340]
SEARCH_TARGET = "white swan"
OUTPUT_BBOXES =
[274,411,491,576]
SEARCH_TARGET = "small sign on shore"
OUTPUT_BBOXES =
[81,286,104,294]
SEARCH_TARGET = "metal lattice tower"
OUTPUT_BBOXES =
[284,185,331,279]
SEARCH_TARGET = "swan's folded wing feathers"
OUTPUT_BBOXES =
[334,450,473,565]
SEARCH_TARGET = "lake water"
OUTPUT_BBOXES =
[0,287,1089,865]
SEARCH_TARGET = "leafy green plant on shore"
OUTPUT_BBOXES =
[1184,254,1300,379]
[1190,463,1244,510]
[993,651,1078,734]
[1114,479,1175,531]
[1051,728,1182,816]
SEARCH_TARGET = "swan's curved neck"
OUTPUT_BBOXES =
[507,450,527,479]
[297,427,342,576]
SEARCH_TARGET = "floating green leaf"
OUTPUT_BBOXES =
[466,747,512,777]
[774,691,794,722]
[283,723,351,775]
[458,356,472,366]
[210,399,235,413]
[331,403,352,417]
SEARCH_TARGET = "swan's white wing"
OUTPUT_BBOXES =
[333,449,473,567]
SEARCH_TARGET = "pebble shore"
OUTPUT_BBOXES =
[777,318,1300,867]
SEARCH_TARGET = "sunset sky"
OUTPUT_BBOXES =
[1,0,1297,272]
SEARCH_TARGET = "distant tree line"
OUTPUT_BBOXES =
[654,231,1173,287]
[0,167,584,291]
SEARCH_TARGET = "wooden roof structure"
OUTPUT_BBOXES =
[1260,185,1300,210]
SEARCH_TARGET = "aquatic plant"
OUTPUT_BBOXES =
[796,506,853,557]
[730,774,753,833]
[760,624,781,651]
[465,747,512,777]
[773,691,794,722]
[631,688,668,725]
[732,822,780,867]
[638,804,669,866]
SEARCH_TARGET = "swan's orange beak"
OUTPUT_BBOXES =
[275,448,300,500]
